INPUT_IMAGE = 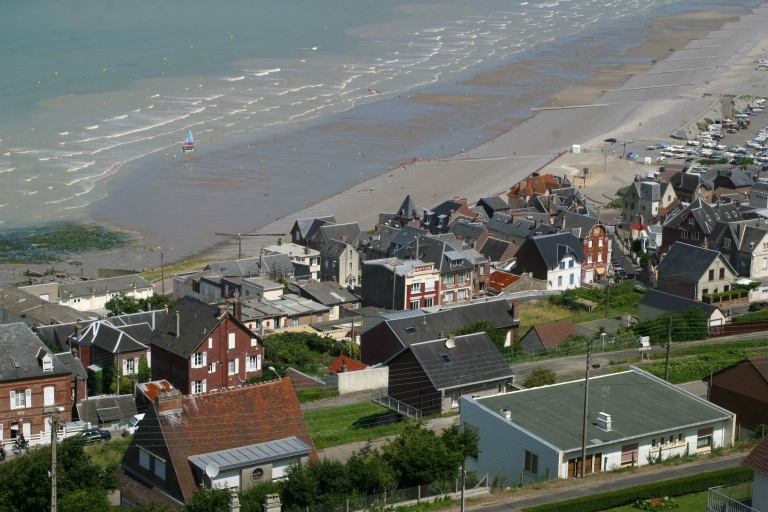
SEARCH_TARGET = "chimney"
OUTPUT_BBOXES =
[597,412,612,431]
[304,246,309,255]
[233,298,242,322]
[500,408,511,420]
[229,492,241,512]
[457,234,463,241]
[176,311,180,338]
[512,300,519,322]
[341,233,347,242]
[72,348,79,359]
[340,357,347,373]
[263,494,281,512]
[438,330,444,339]
[156,389,183,415]
[218,303,229,318]
[260,252,264,274]
[74,320,82,340]
[277,237,283,246]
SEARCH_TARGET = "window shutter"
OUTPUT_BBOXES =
[251,338,257,347]
[202,379,207,393]
[234,358,239,375]
[25,389,32,408]
[257,355,262,371]
[10,391,15,410]
[134,358,139,374]
[123,359,128,375]
[228,332,236,349]
[202,352,207,366]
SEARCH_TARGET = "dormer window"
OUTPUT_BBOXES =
[41,353,53,372]
[688,218,695,225]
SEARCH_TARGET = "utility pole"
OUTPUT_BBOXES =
[603,153,607,174]
[580,338,592,478]
[160,249,165,296]
[664,315,672,382]
[460,461,466,512]
[605,283,610,319]
[50,407,64,512]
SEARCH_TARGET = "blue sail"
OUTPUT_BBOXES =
[186,129,194,144]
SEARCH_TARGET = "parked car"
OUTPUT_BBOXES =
[82,428,112,443]
[605,138,617,143]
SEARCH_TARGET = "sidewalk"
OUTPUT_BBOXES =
[317,416,459,462]
[300,390,372,412]
[468,452,746,512]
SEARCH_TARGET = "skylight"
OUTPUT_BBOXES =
[405,327,417,334]
[440,354,452,363]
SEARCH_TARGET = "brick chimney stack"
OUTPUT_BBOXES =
[233,298,243,322]
[218,303,229,318]
[156,389,183,416]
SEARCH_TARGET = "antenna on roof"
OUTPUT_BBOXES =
[205,463,220,479]
[602,386,610,411]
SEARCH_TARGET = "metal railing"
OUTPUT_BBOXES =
[708,481,757,512]
[371,389,422,420]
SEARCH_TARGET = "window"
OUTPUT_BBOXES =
[445,274,454,285]
[247,356,260,372]
[702,289,709,295]
[155,459,166,480]
[719,268,725,279]
[697,436,712,449]
[410,300,420,310]
[192,380,205,394]
[569,260,574,268]
[681,230,689,239]
[588,254,593,264]
[764,258,767,270]
[631,204,635,211]
[524,451,539,475]
[411,282,421,293]
[458,271,468,283]
[709,269,715,281]
[560,261,566,270]
[479,266,485,276]
[642,205,645,211]
[451,392,458,407]
[251,337,258,347]
[11,390,30,409]
[229,359,238,375]
[208,338,213,349]
[291,315,299,326]
[598,253,603,263]
[228,333,236,349]
[651,438,657,447]
[208,362,217,373]
[332,261,336,269]
[316,312,323,322]
[425,278,435,292]
[678,434,684,443]
[557,276,563,287]
[669,435,674,444]
[588,240,593,249]
[599,238,603,247]
[724,239,732,249]
[192,352,204,368]
[764,243,768,250]
[42,356,52,372]
[441,354,452,364]
[569,273,575,285]
[44,386,55,406]
[125,358,135,375]
[139,450,150,469]
[324,260,328,268]
[458,289,468,301]
[444,291,454,304]
[425,297,434,307]
[689,217,695,225]
[691,232,701,241]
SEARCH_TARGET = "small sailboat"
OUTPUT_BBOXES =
[182,129,195,152]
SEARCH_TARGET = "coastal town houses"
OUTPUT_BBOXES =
[541,211,610,284]
[710,167,755,198]
[462,368,735,483]
[703,354,768,433]
[355,225,403,260]
[485,215,537,246]
[220,277,284,301]
[18,275,154,313]
[361,258,442,311]
[289,216,335,246]
[511,232,585,291]
[263,241,321,280]
[660,198,743,254]
[298,282,360,321]
[148,297,263,395]
[67,319,151,377]
[656,242,738,301]
[394,236,476,306]
[385,333,516,416]
[421,197,478,234]
[621,178,677,226]
[475,196,511,219]
[0,323,79,446]
[0,284,83,326]
[237,294,331,331]
[118,378,317,508]
[639,290,725,326]
[479,237,517,266]
[750,182,768,208]
[448,220,489,250]
[707,220,768,278]
[506,174,571,208]
[670,171,714,204]
[320,235,361,286]
[518,320,579,355]
[360,298,520,365]
[310,223,361,252]
[379,195,423,229]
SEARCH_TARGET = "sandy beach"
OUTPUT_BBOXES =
[189,5,764,263]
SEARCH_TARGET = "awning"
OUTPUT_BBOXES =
[188,436,312,473]
[596,267,606,275]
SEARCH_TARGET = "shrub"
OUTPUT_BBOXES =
[522,467,751,512]
[522,367,557,388]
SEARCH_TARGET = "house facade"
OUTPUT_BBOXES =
[264,242,321,280]
[660,199,742,254]
[656,242,738,301]
[704,354,768,432]
[54,275,154,312]
[320,236,361,286]
[622,179,677,225]
[361,259,442,311]
[149,297,263,396]
[512,233,585,291]
[546,212,610,284]
[462,368,735,484]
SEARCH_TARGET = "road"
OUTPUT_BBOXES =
[470,452,745,512]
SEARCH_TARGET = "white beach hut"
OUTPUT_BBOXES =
[644,157,652,165]
[572,145,581,153]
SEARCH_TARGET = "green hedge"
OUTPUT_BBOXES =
[522,466,752,512]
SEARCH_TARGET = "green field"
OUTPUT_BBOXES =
[304,402,413,449]
[604,491,706,512]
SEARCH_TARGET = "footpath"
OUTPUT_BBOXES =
[468,452,746,512]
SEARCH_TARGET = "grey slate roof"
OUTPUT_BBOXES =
[55,351,87,383]
[75,320,150,353]
[486,215,536,239]
[383,298,518,347]
[394,236,475,274]
[299,282,360,306]
[390,226,429,250]
[475,369,732,452]
[318,223,361,245]
[0,284,86,325]
[753,183,768,194]
[404,332,514,390]
[363,258,434,276]
[0,323,71,381]
[76,395,138,426]
[479,238,513,263]
[423,199,464,229]
[469,206,491,223]
[542,211,600,241]
[476,196,510,219]
[528,232,585,268]
[656,242,734,281]
[320,239,348,259]
[205,254,294,278]
[188,436,312,473]
[148,297,226,359]
[671,172,713,192]
[293,216,336,240]
[640,290,721,317]
[394,195,421,220]
[59,275,152,299]
[662,198,742,233]
[448,221,488,245]
[356,225,402,255]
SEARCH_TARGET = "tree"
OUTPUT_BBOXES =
[137,357,151,383]
[381,423,464,487]
[345,442,395,495]
[454,320,509,351]
[183,486,231,512]
[239,481,282,512]
[440,423,480,459]
[58,490,112,512]
[139,294,178,311]
[522,367,557,388]
[105,293,141,316]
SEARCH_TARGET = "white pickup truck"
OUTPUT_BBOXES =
[122,413,145,436]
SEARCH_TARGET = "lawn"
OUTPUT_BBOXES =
[604,491,706,511]
[518,300,637,339]
[296,387,340,404]
[84,435,132,468]
[304,402,415,449]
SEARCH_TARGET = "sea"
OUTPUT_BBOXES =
[0,0,759,262]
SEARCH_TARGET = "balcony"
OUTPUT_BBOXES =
[708,481,757,512]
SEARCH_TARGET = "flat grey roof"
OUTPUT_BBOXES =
[474,369,731,452]
[188,436,312,473]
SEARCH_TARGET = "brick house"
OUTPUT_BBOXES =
[544,212,611,284]
[669,172,713,204]
[0,323,79,446]
[660,198,743,254]
[68,319,151,378]
[361,258,442,311]
[703,353,768,432]
[118,378,317,508]
[149,297,263,395]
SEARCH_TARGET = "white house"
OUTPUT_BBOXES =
[512,233,585,291]
[461,367,735,484]
[54,275,154,312]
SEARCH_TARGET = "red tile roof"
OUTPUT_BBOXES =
[742,436,768,476]
[328,355,368,373]
[488,271,520,293]
[533,320,578,349]
[138,380,173,402]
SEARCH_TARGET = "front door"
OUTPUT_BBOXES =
[22,421,31,438]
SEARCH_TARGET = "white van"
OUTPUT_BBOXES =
[122,413,146,436]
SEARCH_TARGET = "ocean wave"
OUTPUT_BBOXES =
[0,168,16,174]
[85,125,99,130]
[105,114,129,122]
[58,132,69,135]
[150,94,160,98]
[225,76,245,81]
[246,68,281,77]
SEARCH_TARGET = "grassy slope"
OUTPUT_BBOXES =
[304,402,413,450]
[605,491,706,512]
[84,435,132,468]
[518,301,636,337]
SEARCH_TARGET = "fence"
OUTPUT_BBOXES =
[1,422,86,451]
[371,389,422,420]
[709,319,768,338]
[297,475,490,512]
[708,480,756,512]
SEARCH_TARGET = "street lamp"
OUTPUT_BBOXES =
[267,366,281,380]
[50,405,66,512]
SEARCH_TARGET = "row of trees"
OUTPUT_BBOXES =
[133,423,479,512]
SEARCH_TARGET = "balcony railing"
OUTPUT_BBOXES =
[708,481,757,512]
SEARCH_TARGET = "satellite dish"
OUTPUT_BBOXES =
[445,338,455,349]
[205,463,220,479]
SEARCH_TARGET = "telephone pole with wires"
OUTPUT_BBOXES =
[665,315,672,382]
[580,337,592,478]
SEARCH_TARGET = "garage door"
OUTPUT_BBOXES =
[621,443,638,464]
